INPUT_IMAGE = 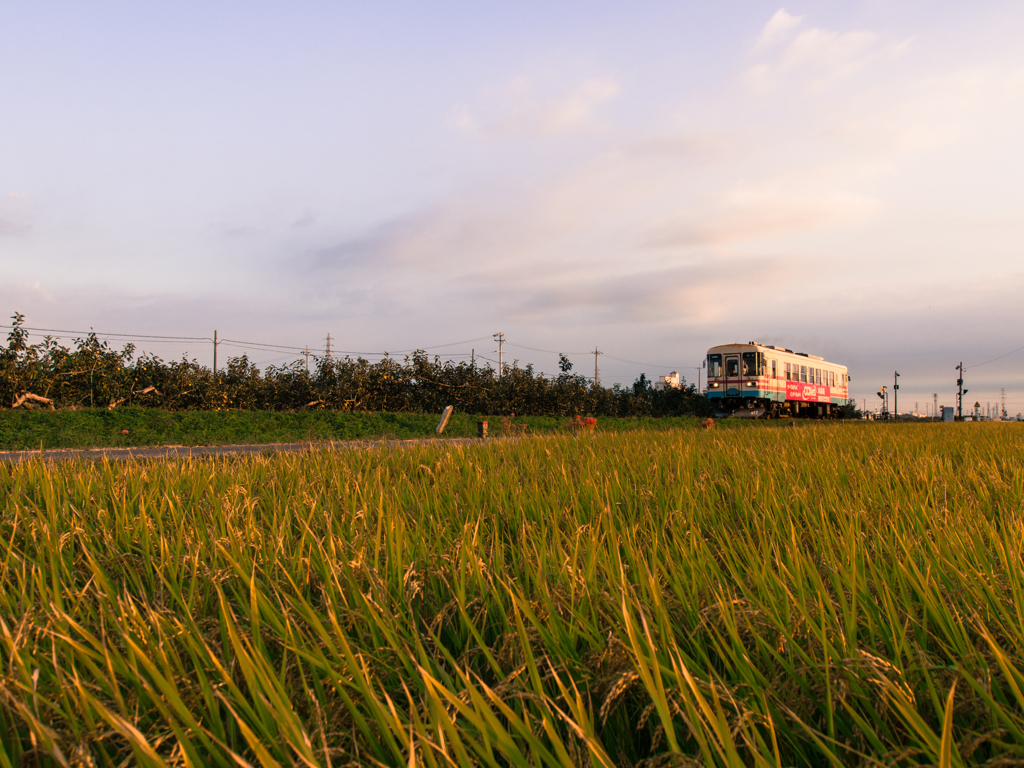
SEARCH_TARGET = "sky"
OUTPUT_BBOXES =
[3,1,1024,415]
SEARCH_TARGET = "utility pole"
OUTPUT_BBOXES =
[933,393,938,421]
[213,330,218,375]
[894,371,900,419]
[956,362,967,421]
[592,346,602,386]
[304,347,310,373]
[1002,387,1007,419]
[493,332,505,378]
[325,334,333,359]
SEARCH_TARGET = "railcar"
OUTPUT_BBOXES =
[705,342,850,418]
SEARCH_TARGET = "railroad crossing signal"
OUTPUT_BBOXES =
[956,362,968,421]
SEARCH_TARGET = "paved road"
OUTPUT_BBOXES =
[0,437,486,464]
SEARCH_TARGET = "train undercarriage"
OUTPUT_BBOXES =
[712,398,838,420]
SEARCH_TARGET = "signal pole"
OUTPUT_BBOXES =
[894,371,900,419]
[877,385,888,420]
[593,346,602,386]
[213,330,218,375]
[493,332,505,378]
[956,362,967,421]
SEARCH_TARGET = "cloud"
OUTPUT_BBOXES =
[493,255,802,325]
[0,280,55,309]
[0,193,34,236]
[452,76,620,138]
[744,12,907,92]
[827,65,1024,154]
[645,186,880,248]
[752,9,803,53]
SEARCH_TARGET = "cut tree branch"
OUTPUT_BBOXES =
[12,392,55,410]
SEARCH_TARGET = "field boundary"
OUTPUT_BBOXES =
[0,436,489,464]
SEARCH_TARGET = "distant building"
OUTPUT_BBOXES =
[655,371,680,390]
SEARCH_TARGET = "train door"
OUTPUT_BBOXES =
[724,354,740,396]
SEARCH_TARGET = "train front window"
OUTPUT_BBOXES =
[708,354,722,377]
[726,358,739,377]
[742,352,757,376]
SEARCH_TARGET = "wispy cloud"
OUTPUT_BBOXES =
[751,9,803,53]
[452,76,620,138]
[744,10,909,92]
[0,193,34,237]
[645,186,880,248]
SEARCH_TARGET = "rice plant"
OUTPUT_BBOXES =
[1,422,1023,766]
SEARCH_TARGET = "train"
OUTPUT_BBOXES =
[705,341,850,418]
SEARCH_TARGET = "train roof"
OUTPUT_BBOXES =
[706,341,846,368]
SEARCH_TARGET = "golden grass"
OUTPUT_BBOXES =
[1,422,1023,767]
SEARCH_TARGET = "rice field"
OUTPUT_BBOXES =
[2,422,1023,767]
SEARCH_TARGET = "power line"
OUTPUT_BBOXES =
[21,326,210,341]
[505,341,589,355]
[15,324,682,375]
[505,341,675,369]
[602,353,677,370]
[221,338,321,353]
[393,335,493,353]
[966,342,1024,369]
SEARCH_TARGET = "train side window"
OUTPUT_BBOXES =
[799,365,806,383]
[785,363,790,380]
[829,371,835,387]
[771,360,777,379]
[816,369,821,385]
